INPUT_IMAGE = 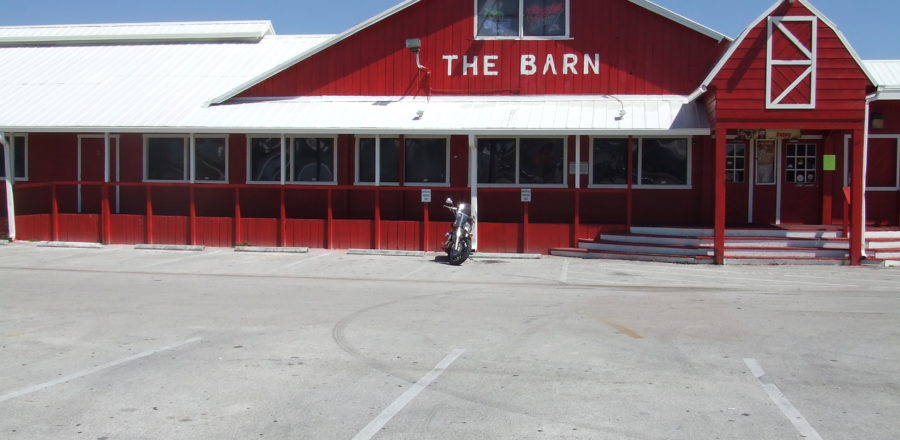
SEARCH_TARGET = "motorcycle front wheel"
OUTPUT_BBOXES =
[448,238,471,266]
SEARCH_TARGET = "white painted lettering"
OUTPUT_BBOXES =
[563,54,579,75]
[521,54,537,76]
[463,56,478,76]
[483,55,499,76]
[442,55,459,76]
[543,54,558,75]
[584,53,601,75]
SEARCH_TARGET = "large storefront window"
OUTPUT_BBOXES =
[478,137,564,185]
[476,0,568,38]
[591,137,691,188]
[249,137,282,182]
[146,137,187,181]
[0,135,27,180]
[146,135,229,182]
[291,137,335,183]
[357,137,400,184]
[405,138,448,184]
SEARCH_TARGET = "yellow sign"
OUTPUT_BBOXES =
[764,130,802,140]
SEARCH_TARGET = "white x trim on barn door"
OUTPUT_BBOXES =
[766,16,818,109]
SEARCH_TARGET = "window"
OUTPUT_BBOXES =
[476,0,568,38]
[640,138,689,186]
[145,135,229,182]
[755,140,777,185]
[291,137,335,183]
[248,136,337,184]
[0,135,27,180]
[357,137,400,184]
[249,137,282,182]
[591,138,628,185]
[146,137,187,181]
[405,138,448,185]
[591,137,691,188]
[195,137,228,182]
[726,143,746,183]
[478,137,565,186]
[785,143,816,184]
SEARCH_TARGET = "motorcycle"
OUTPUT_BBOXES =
[443,198,474,265]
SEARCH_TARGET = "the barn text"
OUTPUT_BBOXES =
[441,53,601,76]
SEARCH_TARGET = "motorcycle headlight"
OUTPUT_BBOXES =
[463,223,472,233]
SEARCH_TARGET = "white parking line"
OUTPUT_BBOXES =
[0,337,202,403]
[744,358,824,440]
[266,252,333,273]
[559,259,570,284]
[352,349,465,440]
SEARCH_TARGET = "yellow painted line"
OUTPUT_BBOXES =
[601,319,643,339]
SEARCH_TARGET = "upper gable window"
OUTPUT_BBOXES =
[476,0,569,39]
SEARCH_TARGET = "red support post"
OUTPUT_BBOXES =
[234,187,242,246]
[573,190,581,248]
[51,184,60,241]
[522,200,530,253]
[326,189,333,249]
[145,186,154,244]
[850,130,865,265]
[374,188,382,249]
[189,186,197,246]
[714,128,728,264]
[279,186,286,247]
[422,202,430,252]
[626,136,635,231]
[101,184,111,245]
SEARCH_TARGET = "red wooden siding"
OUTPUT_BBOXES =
[708,2,871,127]
[239,0,725,98]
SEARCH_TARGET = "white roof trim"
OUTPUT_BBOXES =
[627,0,730,42]
[700,0,876,90]
[208,0,420,105]
[0,21,276,45]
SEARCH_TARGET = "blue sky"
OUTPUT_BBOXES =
[1,0,897,59]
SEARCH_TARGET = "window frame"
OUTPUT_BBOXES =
[144,134,230,183]
[476,136,568,188]
[246,135,285,184]
[402,136,452,187]
[1,133,28,181]
[726,142,747,184]
[784,142,817,185]
[143,134,189,183]
[588,136,693,190]
[355,136,401,186]
[287,135,338,186]
[474,0,572,40]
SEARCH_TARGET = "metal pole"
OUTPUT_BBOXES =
[1,133,16,240]
[468,134,478,251]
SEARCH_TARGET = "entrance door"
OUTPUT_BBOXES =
[78,136,118,213]
[780,141,821,224]
[751,139,779,225]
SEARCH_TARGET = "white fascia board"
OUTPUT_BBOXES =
[700,0,877,90]
[627,0,730,42]
[0,21,276,45]
[873,88,900,101]
[207,0,420,106]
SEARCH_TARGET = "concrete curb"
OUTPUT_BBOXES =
[471,252,542,260]
[0,239,9,245]
[347,249,426,257]
[235,246,309,254]
[134,244,205,252]
[884,260,899,268]
[37,241,104,249]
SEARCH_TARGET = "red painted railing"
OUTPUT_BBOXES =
[14,181,630,251]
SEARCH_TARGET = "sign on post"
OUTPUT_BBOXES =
[421,189,432,203]
[521,188,532,203]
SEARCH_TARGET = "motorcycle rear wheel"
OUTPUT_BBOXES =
[448,238,471,266]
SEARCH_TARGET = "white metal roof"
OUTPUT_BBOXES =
[865,61,900,87]
[0,33,332,131]
[628,0,729,42]
[0,21,276,45]
[180,95,710,135]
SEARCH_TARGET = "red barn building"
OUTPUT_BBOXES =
[1,0,899,264]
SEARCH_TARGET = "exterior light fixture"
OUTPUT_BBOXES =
[871,112,885,129]
[405,38,421,53]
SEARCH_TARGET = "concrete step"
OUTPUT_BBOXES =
[550,248,712,264]
[600,234,849,250]
[724,248,848,259]
[579,241,711,257]
[630,226,844,239]
[866,240,900,250]
[872,250,900,260]
[866,230,900,239]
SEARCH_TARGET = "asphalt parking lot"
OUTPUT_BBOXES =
[0,243,898,440]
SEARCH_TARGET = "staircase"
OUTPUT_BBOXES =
[551,227,900,265]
